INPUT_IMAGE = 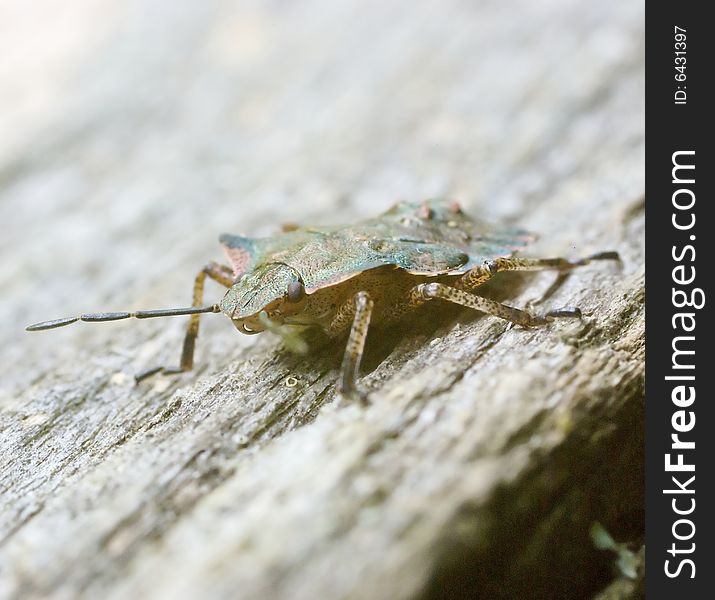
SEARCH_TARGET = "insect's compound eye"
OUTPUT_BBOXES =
[286,280,305,303]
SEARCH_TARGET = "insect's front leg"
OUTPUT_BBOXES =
[407,283,580,328]
[329,291,374,404]
[456,251,620,290]
[136,262,234,382]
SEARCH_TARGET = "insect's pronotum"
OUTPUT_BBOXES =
[27,199,618,402]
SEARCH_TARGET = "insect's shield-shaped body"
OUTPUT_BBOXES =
[218,199,532,337]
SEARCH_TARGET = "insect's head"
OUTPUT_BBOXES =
[220,263,306,334]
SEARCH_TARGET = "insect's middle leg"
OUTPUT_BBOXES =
[136,262,234,381]
[407,282,576,328]
[329,291,374,404]
[456,251,620,290]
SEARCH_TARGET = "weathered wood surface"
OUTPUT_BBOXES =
[0,1,644,599]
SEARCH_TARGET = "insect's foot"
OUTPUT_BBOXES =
[574,250,621,266]
[525,307,582,328]
[546,306,583,320]
[134,365,186,384]
[588,250,620,262]
[338,384,370,406]
[135,366,163,383]
[526,315,552,327]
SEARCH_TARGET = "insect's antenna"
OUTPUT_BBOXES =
[26,305,221,332]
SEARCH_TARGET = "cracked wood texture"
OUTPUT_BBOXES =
[0,1,644,599]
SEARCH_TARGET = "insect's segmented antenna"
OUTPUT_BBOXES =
[26,305,221,332]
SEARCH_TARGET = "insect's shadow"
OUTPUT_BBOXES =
[276,270,562,385]
[360,272,544,373]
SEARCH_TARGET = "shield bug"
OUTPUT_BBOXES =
[27,199,618,402]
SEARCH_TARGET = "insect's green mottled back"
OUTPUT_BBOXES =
[221,200,532,287]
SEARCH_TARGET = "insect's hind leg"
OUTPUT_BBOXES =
[457,251,620,290]
[328,291,374,404]
[135,262,234,382]
[407,282,580,328]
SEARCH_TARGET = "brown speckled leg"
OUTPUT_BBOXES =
[136,262,234,382]
[457,251,620,290]
[329,291,374,404]
[407,282,579,327]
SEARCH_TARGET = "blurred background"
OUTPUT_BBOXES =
[0,1,644,598]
